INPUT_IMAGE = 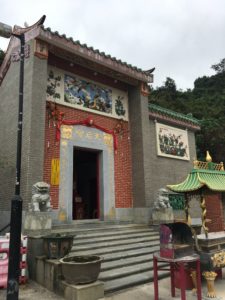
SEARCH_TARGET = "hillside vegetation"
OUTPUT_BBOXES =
[150,59,225,163]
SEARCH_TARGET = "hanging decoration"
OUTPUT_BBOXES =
[47,102,65,126]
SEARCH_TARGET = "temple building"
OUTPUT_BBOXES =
[0,22,200,227]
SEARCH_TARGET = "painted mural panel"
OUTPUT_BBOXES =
[46,67,128,120]
[156,123,190,160]
[64,74,112,114]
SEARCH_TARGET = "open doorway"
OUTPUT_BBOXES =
[73,148,99,220]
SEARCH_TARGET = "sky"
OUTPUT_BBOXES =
[0,0,225,90]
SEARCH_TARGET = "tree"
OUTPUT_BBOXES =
[164,77,176,92]
[150,77,187,112]
[211,58,225,74]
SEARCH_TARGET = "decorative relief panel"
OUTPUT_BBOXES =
[155,122,190,160]
[46,67,129,120]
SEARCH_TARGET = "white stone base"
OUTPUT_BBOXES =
[62,280,104,300]
[152,207,174,224]
[24,212,52,231]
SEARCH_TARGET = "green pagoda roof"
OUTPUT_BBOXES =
[167,159,225,192]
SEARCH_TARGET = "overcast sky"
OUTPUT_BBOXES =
[1,0,225,90]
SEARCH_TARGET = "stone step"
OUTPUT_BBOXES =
[101,253,155,271]
[52,222,153,233]
[102,245,160,262]
[99,261,168,281]
[73,229,158,242]
[73,235,158,251]
[55,223,165,294]
[73,244,160,262]
[104,269,170,294]
[71,240,159,257]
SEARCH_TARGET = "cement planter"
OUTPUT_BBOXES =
[60,255,102,284]
[43,234,74,259]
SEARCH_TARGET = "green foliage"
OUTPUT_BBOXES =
[211,58,225,74]
[149,59,225,163]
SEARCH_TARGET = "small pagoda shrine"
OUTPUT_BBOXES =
[167,152,225,298]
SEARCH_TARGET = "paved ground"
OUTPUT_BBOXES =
[100,277,225,300]
[1,277,225,300]
[0,281,64,300]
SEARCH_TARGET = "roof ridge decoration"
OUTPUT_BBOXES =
[193,152,224,172]
[149,103,200,131]
[0,17,46,84]
[12,15,46,36]
[0,22,154,85]
[42,26,145,74]
[39,26,153,84]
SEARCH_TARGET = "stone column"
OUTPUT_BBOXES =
[128,84,151,207]
[21,39,48,208]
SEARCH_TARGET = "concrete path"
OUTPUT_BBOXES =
[0,281,64,300]
[1,277,225,300]
[100,277,225,300]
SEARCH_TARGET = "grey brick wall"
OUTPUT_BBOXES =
[0,40,47,227]
[0,52,20,212]
[20,41,47,207]
[147,118,196,206]
[128,85,197,209]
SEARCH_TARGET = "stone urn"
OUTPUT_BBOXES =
[60,255,102,284]
[43,233,74,259]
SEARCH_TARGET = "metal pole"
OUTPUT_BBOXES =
[0,16,45,300]
[6,33,25,300]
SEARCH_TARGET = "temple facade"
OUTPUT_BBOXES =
[0,24,200,227]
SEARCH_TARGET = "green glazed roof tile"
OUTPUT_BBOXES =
[167,169,225,192]
[149,103,200,126]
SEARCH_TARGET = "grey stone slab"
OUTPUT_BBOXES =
[24,211,52,231]
[62,280,104,300]
[101,254,155,271]
[71,240,159,256]
[73,235,159,251]
[104,270,170,293]
[90,245,160,262]
[73,233,158,246]
[73,229,157,241]
[99,261,156,280]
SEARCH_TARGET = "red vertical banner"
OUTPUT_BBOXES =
[51,159,60,185]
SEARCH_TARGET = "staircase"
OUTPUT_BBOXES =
[52,223,169,294]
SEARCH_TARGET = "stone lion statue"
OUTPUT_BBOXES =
[30,182,52,212]
[153,188,171,210]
